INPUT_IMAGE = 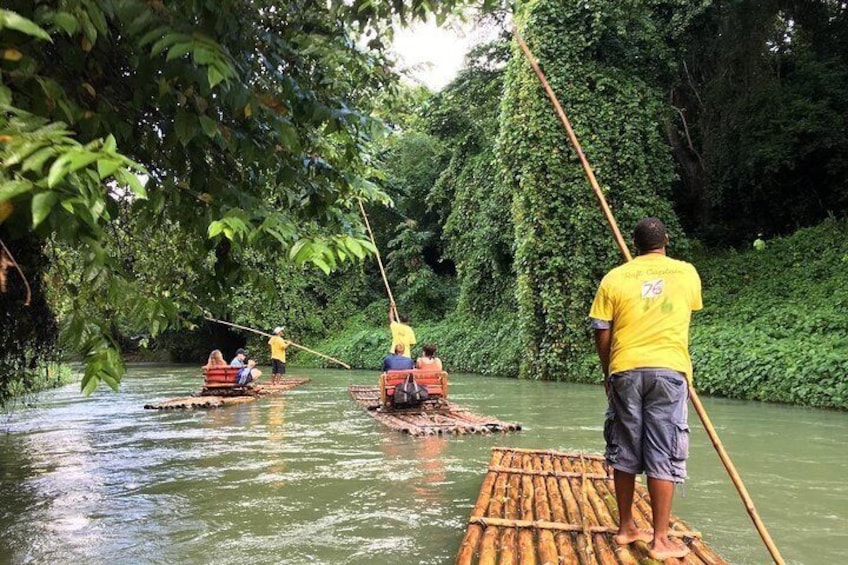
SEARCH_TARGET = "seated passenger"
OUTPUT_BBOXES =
[237,359,262,385]
[416,343,443,372]
[204,349,228,370]
[382,344,415,372]
[230,348,248,367]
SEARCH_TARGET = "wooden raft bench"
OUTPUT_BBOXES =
[379,369,448,407]
[203,367,246,390]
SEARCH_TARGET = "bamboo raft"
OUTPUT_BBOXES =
[144,378,310,410]
[348,385,521,436]
[456,447,727,565]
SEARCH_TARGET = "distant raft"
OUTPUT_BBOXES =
[144,378,310,410]
[348,383,521,436]
[456,447,728,565]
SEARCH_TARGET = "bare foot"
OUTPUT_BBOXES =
[613,528,653,545]
[648,537,690,560]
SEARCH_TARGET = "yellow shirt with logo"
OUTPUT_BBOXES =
[390,321,417,358]
[589,254,702,378]
[268,335,288,362]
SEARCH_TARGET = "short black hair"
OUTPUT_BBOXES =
[236,348,247,355]
[399,313,410,323]
[422,343,437,357]
[633,217,667,252]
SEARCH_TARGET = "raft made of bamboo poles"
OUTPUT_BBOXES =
[456,447,728,565]
[348,385,521,436]
[144,378,310,410]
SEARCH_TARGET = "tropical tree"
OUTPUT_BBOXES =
[0,0,489,396]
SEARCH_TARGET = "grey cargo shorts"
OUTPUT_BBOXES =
[604,368,690,483]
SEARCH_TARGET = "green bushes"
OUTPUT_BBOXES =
[689,218,848,408]
[0,364,75,407]
[298,305,522,377]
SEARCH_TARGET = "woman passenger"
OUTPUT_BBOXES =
[416,343,443,371]
[203,349,228,370]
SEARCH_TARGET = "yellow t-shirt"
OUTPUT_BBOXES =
[390,321,416,358]
[268,335,288,362]
[589,254,702,378]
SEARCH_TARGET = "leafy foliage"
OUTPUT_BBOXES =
[501,0,698,379]
[670,0,848,244]
[0,0,481,395]
[689,219,848,408]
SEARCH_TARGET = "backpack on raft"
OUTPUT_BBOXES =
[392,374,429,407]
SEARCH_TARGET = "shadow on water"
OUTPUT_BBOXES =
[0,364,846,564]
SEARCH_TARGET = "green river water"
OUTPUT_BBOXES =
[1,365,846,564]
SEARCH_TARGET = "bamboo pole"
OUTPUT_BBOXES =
[513,27,785,565]
[357,199,399,321]
[518,454,537,565]
[532,455,559,565]
[204,317,351,369]
[502,452,521,565]
[457,450,504,565]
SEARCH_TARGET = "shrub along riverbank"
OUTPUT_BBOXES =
[300,219,848,410]
[0,364,75,407]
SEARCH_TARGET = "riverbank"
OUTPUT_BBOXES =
[300,219,848,409]
[0,363,76,407]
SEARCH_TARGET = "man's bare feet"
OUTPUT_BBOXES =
[613,527,653,545]
[648,537,690,560]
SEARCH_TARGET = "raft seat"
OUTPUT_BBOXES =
[379,370,448,407]
[203,367,245,389]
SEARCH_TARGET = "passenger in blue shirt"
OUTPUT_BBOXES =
[382,344,415,371]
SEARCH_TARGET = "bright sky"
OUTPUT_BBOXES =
[391,19,478,91]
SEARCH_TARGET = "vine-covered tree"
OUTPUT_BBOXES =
[501,0,704,379]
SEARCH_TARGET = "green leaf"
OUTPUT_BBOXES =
[0,9,52,41]
[208,220,224,237]
[0,84,11,105]
[174,111,196,146]
[150,33,186,56]
[0,179,34,202]
[198,115,218,137]
[166,42,194,61]
[31,191,58,227]
[117,170,147,199]
[96,159,121,179]
[207,66,225,88]
[51,11,78,35]
[312,257,331,275]
[22,146,57,174]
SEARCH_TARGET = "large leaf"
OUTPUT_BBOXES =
[0,9,52,41]
[31,190,58,227]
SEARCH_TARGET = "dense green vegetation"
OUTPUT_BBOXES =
[3,1,848,409]
[305,219,848,409]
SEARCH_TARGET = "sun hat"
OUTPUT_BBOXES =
[273,326,284,334]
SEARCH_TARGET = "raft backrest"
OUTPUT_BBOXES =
[379,370,448,406]
[203,367,243,388]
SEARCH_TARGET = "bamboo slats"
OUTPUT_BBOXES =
[144,378,310,410]
[456,447,728,565]
[348,385,521,436]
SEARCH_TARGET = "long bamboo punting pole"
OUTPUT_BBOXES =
[205,317,351,369]
[513,27,786,565]
[357,199,399,321]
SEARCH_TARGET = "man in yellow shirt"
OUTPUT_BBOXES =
[388,302,416,359]
[268,326,290,386]
[589,217,702,561]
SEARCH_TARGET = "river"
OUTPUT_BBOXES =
[1,365,846,564]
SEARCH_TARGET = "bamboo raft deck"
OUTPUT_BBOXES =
[144,378,310,410]
[456,447,727,565]
[348,385,521,436]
